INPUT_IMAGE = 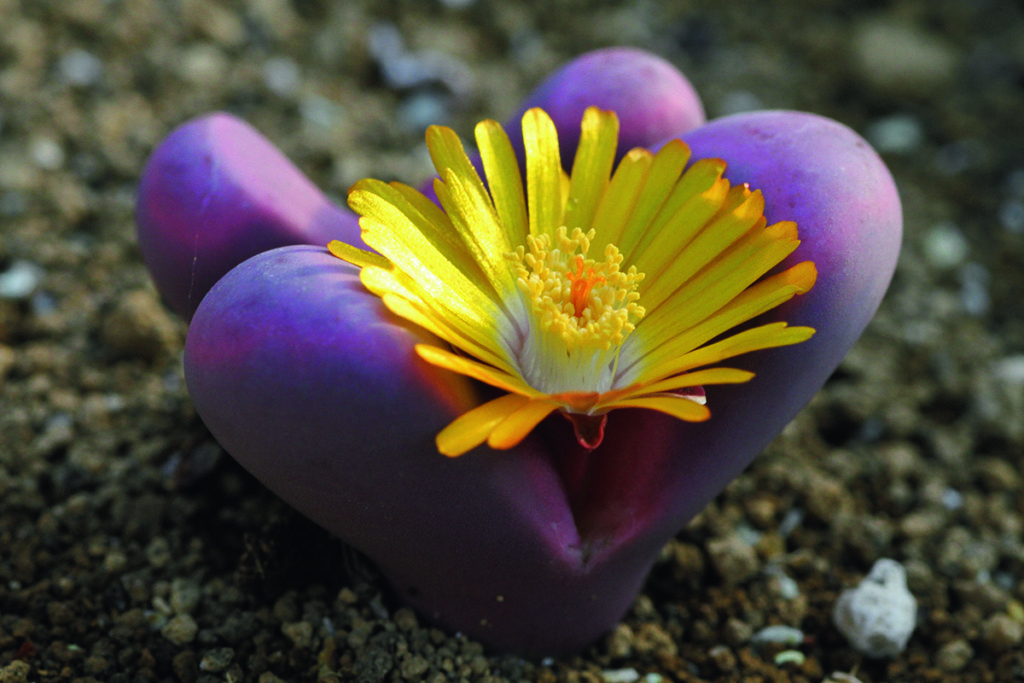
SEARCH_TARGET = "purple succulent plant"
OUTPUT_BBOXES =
[137,47,901,656]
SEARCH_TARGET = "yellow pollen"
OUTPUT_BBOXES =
[507,227,646,353]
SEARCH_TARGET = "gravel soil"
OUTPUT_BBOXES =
[2,1,1024,682]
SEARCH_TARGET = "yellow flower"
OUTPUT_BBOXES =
[329,107,817,457]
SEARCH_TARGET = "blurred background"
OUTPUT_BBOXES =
[2,1,1024,681]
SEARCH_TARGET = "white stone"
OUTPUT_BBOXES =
[833,558,917,658]
[865,114,924,155]
[263,57,300,98]
[752,624,804,647]
[0,260,44,299]
[601,669,639,683]
[993,356,1024,384]
[923,222,969,268]
[29,137,65,170]
[59,48,104,87]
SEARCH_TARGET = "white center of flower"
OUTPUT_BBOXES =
[506,226,645,399]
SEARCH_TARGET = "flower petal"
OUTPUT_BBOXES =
[475,119,529,251]
[428,126,522,298]
[637,322,815,381]
[629,176,730,285]
[415,344,541,398]
[639,190,767,309]
[626,220,806,368]
[626,261,817,385]
[621,157,725,256]
[522,108,565,239]
[327,239,390,269]
[564,107,619,232]
[602,367,755,405]
[595,139,691,255]
[589,148,653,252]
[436,393,532,457]
[488,400,560,450]
[611,395,711,421]
[379,293,517,375]
[349,180,495,302]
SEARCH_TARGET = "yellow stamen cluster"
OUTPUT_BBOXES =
[507,226,645,395]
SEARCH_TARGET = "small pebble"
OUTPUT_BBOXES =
[0,660,31,683]
[200,647,235,672]
[707,534,760,584]
[765,565,801,599]
[282,621,314,648]
[900,509,948,539]
[146,537,172,568]
[601,668,640,683]
[605,623,634,658]
[824,673,864,683]
[774,650,806,666]
[101,290,179,361]
[180,44,228,86]
[993,356,1024,384]
[400,654,430,679]
[935,639,973,672]
[29,136,66,170]
[668,540,704,582]
[722,617,752,647]
[263,56,300,98]
[337,587,359,605]
[162,614,198,645]
[941,487,964,510]
[865,114,924,155]
[632,622,676,658]
[0,260,44,299]
[707,645,736,673]
[975,458,1019,491]
[58,48,104,87]
[938,527,999,577]
[832,559,917,658]
[171,578,202,614]
[923,222,969,268]
[751,625,804,647]
[778,509,804,537]
[103,549,127,573]
[981,613,1023,653]
[745,496,777,528]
